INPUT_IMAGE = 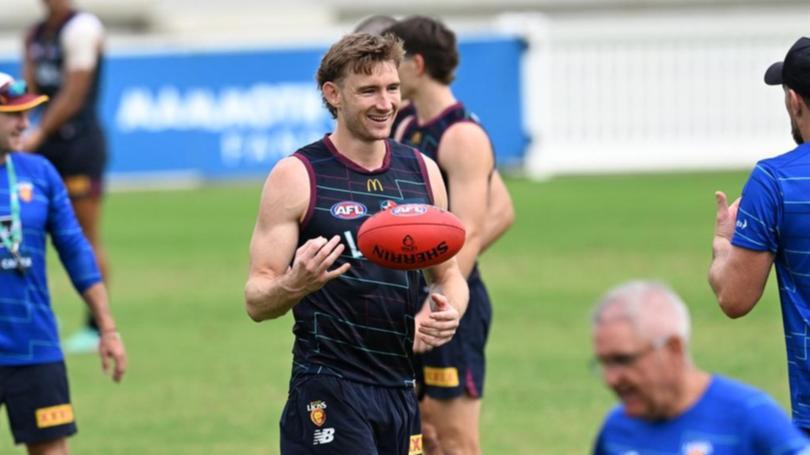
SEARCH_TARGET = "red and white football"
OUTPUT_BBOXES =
[357,203,466,270]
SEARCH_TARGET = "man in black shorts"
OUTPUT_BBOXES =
[244,33,469,454]
[386,16,515,454]
[22,0,110,353]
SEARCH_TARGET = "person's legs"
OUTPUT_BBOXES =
[6,363,77,450]
[372,386,421,455]
[52,125,108,353]
[71,191,108,284]
[418,275,491,455]
[63,177,106,353]
[421,396,481,455]
[420,418,444,455]
[419,353,483,455]
[26,437,69,455]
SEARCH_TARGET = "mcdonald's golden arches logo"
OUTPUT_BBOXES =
[367,178,384,192]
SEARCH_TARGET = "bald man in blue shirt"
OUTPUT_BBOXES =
[592,281,809,454]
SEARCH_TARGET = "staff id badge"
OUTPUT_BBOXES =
[0,215,31,275]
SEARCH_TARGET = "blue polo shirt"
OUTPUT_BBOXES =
[0,152,101,365]
[594,375,810,454]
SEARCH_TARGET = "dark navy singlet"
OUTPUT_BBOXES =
[397,101,493,282]
[290,135,434,388]
[26,11,103,133]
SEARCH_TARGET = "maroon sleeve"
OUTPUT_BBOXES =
[412,148,435,206]
[292,152,317,229]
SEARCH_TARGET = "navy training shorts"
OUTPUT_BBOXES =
[416,274,492,400]
[0,361,77,445]
[280,374,423,454]
[38,122,107,199]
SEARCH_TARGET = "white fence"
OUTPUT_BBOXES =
[509,8,810,177]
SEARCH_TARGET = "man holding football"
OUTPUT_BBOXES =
[244,32,468,454]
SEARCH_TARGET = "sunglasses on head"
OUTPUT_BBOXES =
[0,80,27,100]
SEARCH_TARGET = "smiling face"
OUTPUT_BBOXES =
[325,60,401,142]
[593,319,680,420]
[0,111,30,154]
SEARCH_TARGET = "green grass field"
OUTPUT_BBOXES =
[1,171,790,454]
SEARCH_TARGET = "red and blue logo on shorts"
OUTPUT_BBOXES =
[331,201,367,220]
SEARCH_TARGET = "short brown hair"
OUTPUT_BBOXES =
[385,16,458,85]
[317,32,405,118]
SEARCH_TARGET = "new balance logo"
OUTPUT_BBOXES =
[313,428,335,445]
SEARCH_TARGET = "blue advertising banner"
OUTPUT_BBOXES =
[0,36,526,182]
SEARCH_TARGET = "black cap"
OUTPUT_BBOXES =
[765,37,810,98]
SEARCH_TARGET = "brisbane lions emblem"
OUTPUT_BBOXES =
[307,401,327,427]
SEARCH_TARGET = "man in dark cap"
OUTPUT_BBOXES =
[709,37,810,433]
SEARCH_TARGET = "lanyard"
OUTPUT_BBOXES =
[0,154,23,259]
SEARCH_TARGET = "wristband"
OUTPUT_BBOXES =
[100,330,121,340]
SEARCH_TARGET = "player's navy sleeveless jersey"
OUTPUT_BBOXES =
[291,135,434,388]
[26,11,102,135]
[397,102,492,181]
[391,102,416,138]
[397,102,492,282]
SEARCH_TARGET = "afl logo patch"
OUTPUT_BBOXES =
[330,201,367,220]
[391,204,428,217]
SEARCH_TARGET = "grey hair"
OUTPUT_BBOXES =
[353,15,398,35]
[592,280,691,344]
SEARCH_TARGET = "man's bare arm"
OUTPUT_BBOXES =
[244,157,350,321]
[708,191,774,318]
[480,170,515,253]
[438,122,493,278]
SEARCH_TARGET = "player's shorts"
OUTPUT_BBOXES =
[280,374,423,455]
[0,361,77,445]
[416,273,492,400]
[38,122,107,199]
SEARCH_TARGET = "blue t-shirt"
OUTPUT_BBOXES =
[593,375,810,454]
[733,142,810,427]
[0,152,101,365]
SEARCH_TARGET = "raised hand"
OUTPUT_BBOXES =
[284,235,351,296]
[714,191,741,240]
[413,293,460,353]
